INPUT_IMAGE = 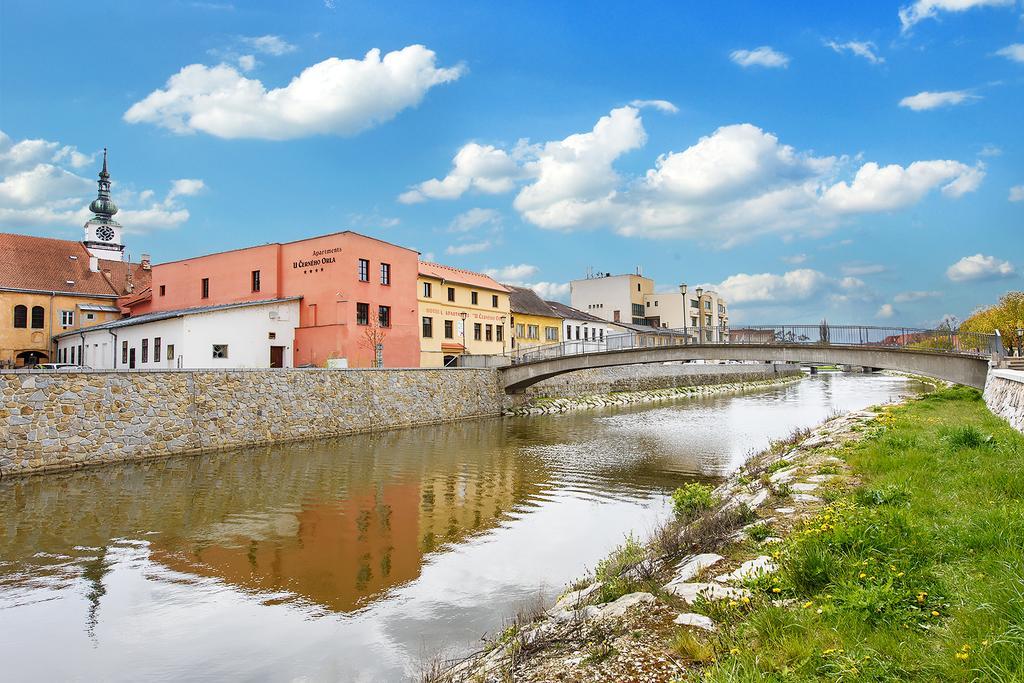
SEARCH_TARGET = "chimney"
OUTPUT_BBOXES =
[141,253,151,270]
[89,256,99,273]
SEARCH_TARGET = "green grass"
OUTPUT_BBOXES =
[672,482,718,520]
[689,386,1024,682]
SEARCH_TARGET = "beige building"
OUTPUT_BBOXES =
[505,285,563,354]
[418,262,511,366]
[570,272,728,341]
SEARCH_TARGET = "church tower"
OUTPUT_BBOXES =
[83,148,126,262]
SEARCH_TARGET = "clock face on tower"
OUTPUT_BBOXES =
[97,226,115,242]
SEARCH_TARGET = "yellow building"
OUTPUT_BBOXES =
[418,262,511,367]
[505,284,563,354]
[0,233,149,367]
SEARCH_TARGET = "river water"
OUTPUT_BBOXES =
[0,373,923,682]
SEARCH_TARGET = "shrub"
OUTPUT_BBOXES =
[747,522,774,543]
[594,535,648,603]
[855,484,910,507]
[940,424,992,450]
[672,482,717,519]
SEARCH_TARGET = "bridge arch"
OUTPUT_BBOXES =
[499,343,990,394]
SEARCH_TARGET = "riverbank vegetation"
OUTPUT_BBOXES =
[688,386,1024,681]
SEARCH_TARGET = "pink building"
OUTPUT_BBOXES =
[125,231,421,368]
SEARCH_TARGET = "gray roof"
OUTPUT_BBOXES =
[53,297,302,339]
[504,285,558,317]
[544,300,607,323]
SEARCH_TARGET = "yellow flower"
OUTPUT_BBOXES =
[859,572,867,579]
[741,596,750,604]
[931,611,940,617]
[803,601,813,609]
[730,648,740,655]
[728,600,738,607]
[772,587,781,593]
[982,640,989,646]
[956,652,969,661]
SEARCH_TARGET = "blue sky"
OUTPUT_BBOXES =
[0,0,1021,325]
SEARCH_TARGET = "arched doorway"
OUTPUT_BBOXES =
[16,351,48,367]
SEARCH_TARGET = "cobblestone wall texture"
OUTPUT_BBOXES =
[523,362,801,399]
[984,370,1024,434]
[0,368,504,477]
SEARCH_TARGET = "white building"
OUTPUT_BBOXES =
[545,300,617,349]
[570,271,728,341]
[54,298,301,370]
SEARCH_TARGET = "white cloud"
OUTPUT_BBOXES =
[825,40,884,64]
[523,281,571,301]
[899,89,980,111]
[781,253,808,265]
[876,303,896,319]
[841,263,886,276]
[629,99,679,113]
[237,54,257,72]
[512,106,646,229]
[709,269,856,304]
[893,290,942,303]
[482,264,539,281]
[0,131,200,233]
[996,43,1024,63]
[978,144,1002,157]
[238,35,296,56]
[125,45,464,140]
[449,207,502,233]
[899,0,1015,32]
[730,46,789,68]
[400,144,521,203]
[946,253,1016,282]
[445,240,492,255]
[1009,185,1024,202]
[821,160,983,212]
[404,108,982,246]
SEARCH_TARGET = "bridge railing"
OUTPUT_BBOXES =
[512,325,998,364]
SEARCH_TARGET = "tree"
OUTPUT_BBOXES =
[358,322,389,368]
[960,291,1024,353]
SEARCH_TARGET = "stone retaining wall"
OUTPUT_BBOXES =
[984,369,1024,434]
[523,362,801,399]
[0,368,504,477]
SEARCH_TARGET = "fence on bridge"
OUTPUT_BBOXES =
[513,325,1000,365]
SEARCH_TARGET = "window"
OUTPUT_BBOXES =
[599,329,604,341]
[528,324,539,339]
[378,305,391,328]
[201,278,210,299]
[159,284,166,296]
[485,325,493,341]
[705,300,712,310]
[60,310,74,327]
[705,315,712,326]
[380,263,391,285]
[473,323,482,341]
[212,344,228,359]
[356,302,370,325]
[30,306,44,329]
[252,270,261,292]
[70,345,75,364]
[576,326,581,339]
[268,332,276,340]
[423,282,432,298]
[85,313,94,321]
[690,299,699,308]
[13,305,27,328]
[691,316,698,326]
[719,304,726,314]
[565,325,572,339]
[515,323,525,337]
[496,325,503,342]
[154,337,162,361]
[444,319,454,339]
[637,283,641,292]
[492,294,499,308]
[613,310,620,322]
[471,291,478,305]
[141,338,149,363]
[122,340,128,364]
[166,344,175,361]
[447,287,455,302]
[632,303,644,318]
[545,326,558,341]
[358,259,369,282]
[654,301,659,307]
[422,316,433,338]
[646,301,650,307]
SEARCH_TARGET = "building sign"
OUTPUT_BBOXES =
[422,306,504,322]
[293,246,342,270]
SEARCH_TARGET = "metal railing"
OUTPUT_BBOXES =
[512,325,999,365]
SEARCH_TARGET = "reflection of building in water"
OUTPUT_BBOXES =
[140,425,544,614]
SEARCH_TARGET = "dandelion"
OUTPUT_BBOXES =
[772,587,781,593]
[859,572,867,579]
[741,596,750,604]
[730,648,740,655]
[803,601,813,609]
[728,600,738,607]
[956,652,969,661]
[982,640,989,646]
[931,611,940,617]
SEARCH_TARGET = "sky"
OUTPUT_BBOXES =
[0,0,1021,325]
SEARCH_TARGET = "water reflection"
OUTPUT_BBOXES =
[0,373,923,682]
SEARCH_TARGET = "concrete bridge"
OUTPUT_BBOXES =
[500,325,1000,393]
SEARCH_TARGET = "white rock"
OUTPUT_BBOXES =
[595,592,656,619]
[744,488,771,509]
[673,613,717,631]
[774,507,796,515]
[806,474,836,483]
[715,555,777,583]
[670,553,724,584]
[769,468,796,484]
[792,493,823,503]
[791,482,819,492]
[554,582,602,611]
[761,536,784,544]
[664,582,751,604]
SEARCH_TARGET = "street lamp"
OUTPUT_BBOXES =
[460,311,468,359]
[680,284,688,344]
[500,315,507,356]
[1016,320,1023,357]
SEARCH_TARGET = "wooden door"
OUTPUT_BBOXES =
[270,346,284,368]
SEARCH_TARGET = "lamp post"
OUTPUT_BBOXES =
[695,287,703,343]
[680,283,687,345]
[500,315,507,356]
[1016,321,1023,357]
[460,311,468,359]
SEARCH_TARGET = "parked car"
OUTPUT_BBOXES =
[35,363,92,371]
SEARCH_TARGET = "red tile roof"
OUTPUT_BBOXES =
[419,261,509,292]
[0,233,151,297]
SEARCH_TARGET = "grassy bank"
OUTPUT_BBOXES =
[691,386,1024,681]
